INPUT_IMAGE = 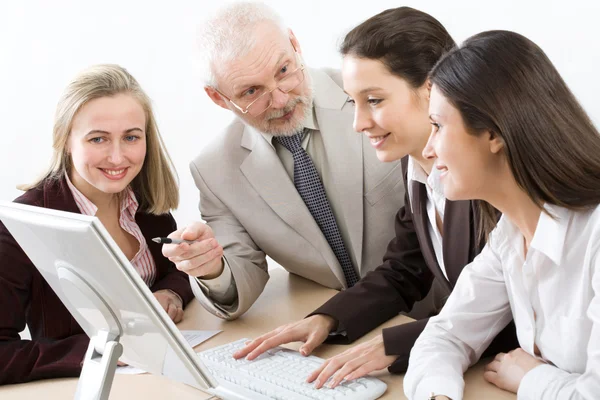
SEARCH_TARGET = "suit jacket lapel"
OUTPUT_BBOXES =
[411,180,450,291]
[442,199,472,287]
[239,127,346,286]
[43,177,81,213]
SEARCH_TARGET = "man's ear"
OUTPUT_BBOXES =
[488,131,504,154]
[205,86,229,110]
[289,29,302,55]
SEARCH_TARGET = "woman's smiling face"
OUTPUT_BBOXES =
[68,93,147,199]
[423,85,505,201]
[342,55,431,163]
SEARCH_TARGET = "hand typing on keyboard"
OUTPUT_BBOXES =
[233,315,396,392]
[305,334,397,389]
[233,314,336,361]
[198,338,387,400]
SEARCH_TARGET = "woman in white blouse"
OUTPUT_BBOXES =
[404,30,600,400]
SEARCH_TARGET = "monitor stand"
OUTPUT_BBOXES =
[76,330,123,400]
[55,262,239,399]
[56,264,125,400]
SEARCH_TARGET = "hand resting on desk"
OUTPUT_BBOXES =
[483,348,545,394]
[153,289,184,323]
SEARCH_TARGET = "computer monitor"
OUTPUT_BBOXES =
[0,202,245,400]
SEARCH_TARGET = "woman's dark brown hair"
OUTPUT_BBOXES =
[430,30,600,240]
[340,7,456,89]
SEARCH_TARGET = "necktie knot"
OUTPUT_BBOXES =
[276,132,303,154]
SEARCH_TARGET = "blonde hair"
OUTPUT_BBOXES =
[20,64,179,215]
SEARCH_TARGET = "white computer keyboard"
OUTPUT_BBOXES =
[197,338,387,400]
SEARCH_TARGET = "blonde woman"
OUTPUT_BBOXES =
[0,64,193,384]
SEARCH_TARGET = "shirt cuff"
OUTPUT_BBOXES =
[412,377,463,400]
[518,363,565,400]
[197,260,232,293]
[194,258,236,304]
[328,329,348,338]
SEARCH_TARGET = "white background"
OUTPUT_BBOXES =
[1,0,599,228]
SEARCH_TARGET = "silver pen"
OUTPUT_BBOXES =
[151,237,196,245]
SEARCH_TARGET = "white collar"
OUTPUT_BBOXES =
[529,204,570,266]
[407,156,445,197]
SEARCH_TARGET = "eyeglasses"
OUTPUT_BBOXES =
[214,53,306,117]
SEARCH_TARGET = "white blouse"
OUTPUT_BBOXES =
[407,156,447,279]
[404,204,600,400]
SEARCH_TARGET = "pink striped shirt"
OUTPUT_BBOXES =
[65,176,157,287]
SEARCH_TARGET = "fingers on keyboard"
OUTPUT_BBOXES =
[199,339,386,400]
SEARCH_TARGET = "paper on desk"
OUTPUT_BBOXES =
[115,364,147,375]
[115,329,222,375]
[184,330,221,348]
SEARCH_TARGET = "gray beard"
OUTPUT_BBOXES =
[264,94,313,137]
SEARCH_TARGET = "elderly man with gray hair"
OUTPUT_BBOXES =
[163,2,404,320]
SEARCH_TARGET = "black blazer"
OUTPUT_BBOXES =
[310,156,517,373]
[0,176,194,384]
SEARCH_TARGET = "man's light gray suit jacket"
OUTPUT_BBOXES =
[189,68,405,319]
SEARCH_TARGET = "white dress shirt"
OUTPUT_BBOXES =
[404,203,600,400]
[407,156,447,279]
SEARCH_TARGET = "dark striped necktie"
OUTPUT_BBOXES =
[276,131,359,287]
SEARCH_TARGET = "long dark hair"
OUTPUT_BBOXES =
[430,30,600,240]
[340,7,456,90]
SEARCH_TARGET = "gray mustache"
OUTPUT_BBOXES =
[266,97,306,120]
